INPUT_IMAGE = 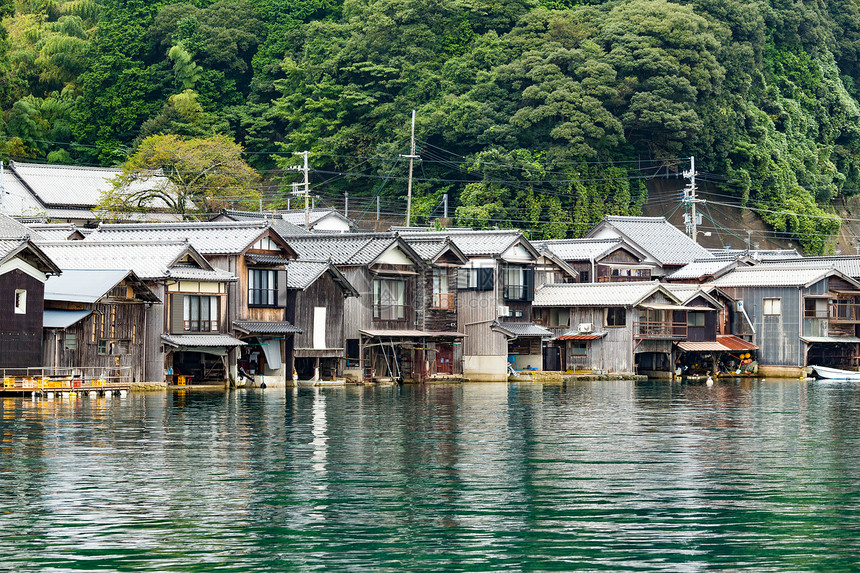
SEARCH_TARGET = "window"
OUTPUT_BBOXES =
[606,307,626,327]
[184,295,220,331]
[432,269,453,309]
[373,279,406,320]
[64,333,77,351]
[249,269,278,307]
[14,289,26,314]
[579,270,590,283]
[458,267,494,290]
[98,339,130,355]
[763,298,782,316]
[549,308,570,327]
[688,312,705,327]
[571,343,588,356]
[503,266,535,301]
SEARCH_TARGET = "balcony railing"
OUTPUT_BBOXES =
[634,321,687,339]
[503,285,528,301]
[184,320,219,332]
[597,275,652,283]
[432,292,455,310]
[829,302,860,323]
[373,304,408,321]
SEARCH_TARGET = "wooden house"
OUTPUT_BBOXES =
[42,269,160,383]
[0,229,62,370]
[38,240,240,384]
[84,221,301,385]
[215,208,353,233]
[709,266,860,375]
[533,281,693,377]
[283,233,469,382]
[533,238,654,283]
[584,216,715,278]
[286,260,359,380]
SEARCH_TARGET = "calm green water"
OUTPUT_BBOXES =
[1,380,859,572]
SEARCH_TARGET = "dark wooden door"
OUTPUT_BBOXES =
[436,344,454,374]
[543,346,561,372]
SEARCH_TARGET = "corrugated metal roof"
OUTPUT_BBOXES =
[43,309,92,329]
[554,332,606,341]
[44,269,134,303]
[591,216,714,265]
[9,161,173,208]
[676,341,730,352]
[161,333,246,347]
[800,336,860,344]
[716,335,758,351]
[38,240,233,281]
[709,266,839,288]
[533,281,674,307]
[233,321,303,335]
[359,329,465,338]
[533,238,623,261]
[85,221,275,254]
[493,321,553,338]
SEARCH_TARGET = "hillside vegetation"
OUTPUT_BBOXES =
[1,0,859,252]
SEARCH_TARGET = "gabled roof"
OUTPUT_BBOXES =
[0,236,62,275]
[0,213,39,238]
[533,281,681,307]
[25,223,86,241]
[665,258,744,281]
[284,233,426,267]
[536,247,578,280]
[710,248,803,261]
[287,260,359,297]
[400,236,468,265]
[585,216,714,266]
[214,209,311,237]
[709,266,860,289]
[392,230,538,259]
[44,269,159,303]
[533,237,646,263]
[756,256,860,279]
[8,161,174,209]
[38,240,234,281]
[85,220,296,257]
[662,283,724,309]
[279,208,352,229]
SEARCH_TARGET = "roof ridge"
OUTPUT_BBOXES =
[39,239,191,247]
[95,220,268,230]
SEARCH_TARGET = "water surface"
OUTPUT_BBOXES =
[1,380,859,571]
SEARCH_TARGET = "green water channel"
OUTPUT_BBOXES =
[1,380,859,571]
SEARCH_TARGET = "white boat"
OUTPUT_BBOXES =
[810,365,860,381]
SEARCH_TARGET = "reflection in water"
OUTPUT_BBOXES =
[1,380,859,571]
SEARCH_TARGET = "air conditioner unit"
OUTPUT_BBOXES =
[578,322,594,333]
[497,305,510,317]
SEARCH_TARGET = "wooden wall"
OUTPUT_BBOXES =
[0,270,44,369]
[293,272,347,357]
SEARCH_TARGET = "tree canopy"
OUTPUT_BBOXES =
[4,0,860,251]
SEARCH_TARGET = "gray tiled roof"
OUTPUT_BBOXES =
[394,230,531,257]
[85,221,274,254]
[217,210,311,237]
[9,161,173,208]
[710,248,803,261]
[493,321,553,338]
[279,209,350,227]
[666,258,739,281]
[0,213,36,238]
[161,333,246,347]
[0,235,61,274]
[533,238,623,261]
[591,216,714,265]
[286,260,360,296]
[400,237,468,264]
[283,233,420,266]
[38,240,233,281]
[25,223,83,241]
[709,266,850,288]
[0,238,27,263]
[533,281,677,307]
[756,256,860,279]
[233,320,303,335]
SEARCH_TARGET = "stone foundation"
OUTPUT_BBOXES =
[130,381,168,392]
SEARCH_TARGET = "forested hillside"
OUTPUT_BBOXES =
[2,0,859,252]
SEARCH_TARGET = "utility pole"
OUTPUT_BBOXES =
[683,156,704,243]
[0,161,5,215]
[377,195,380,220]
[292,151,310,229]
[344,191,349,218]
[401,110,419,227]
[443,193,448,219]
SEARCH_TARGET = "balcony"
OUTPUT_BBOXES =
[432,292,455,310]
[829,302,860,323]
[503,285,528,301]
[633,321,687,340]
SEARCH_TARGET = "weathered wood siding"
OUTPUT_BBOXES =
[292,273,346,357]
[0,270,44,369]
[424,266,458,332]
[42,301,147,382]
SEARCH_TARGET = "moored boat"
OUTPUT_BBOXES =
[810,365,860,381]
